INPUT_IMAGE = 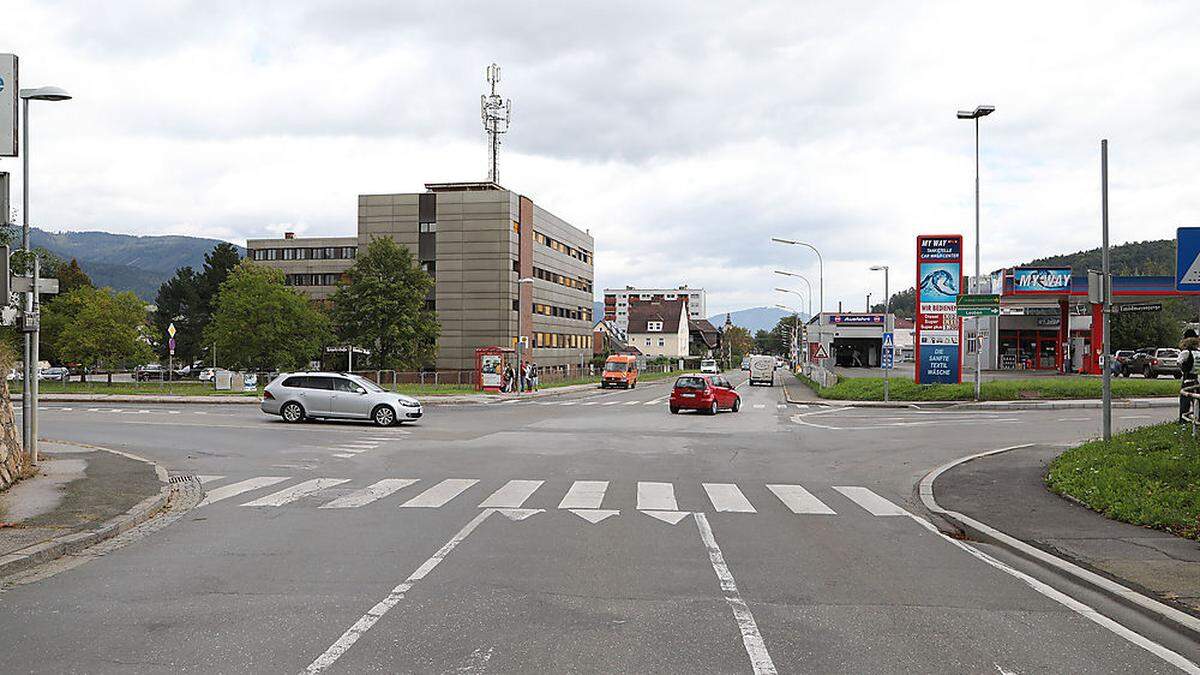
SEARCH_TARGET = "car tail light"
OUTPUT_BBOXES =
[1152,358,1159,366]
[263,390,274,400]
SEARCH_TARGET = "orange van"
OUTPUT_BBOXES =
[601,354,639,389]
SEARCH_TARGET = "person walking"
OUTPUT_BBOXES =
[531,363,539,391]
[1177,328,1200,423]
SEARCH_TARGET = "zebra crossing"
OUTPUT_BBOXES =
[191,474,910,519]
[496,397,796,410]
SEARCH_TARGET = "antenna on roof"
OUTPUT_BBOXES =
[481,63,512,184]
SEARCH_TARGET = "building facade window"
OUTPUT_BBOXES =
[419,221,437,233]
[647,321,663,332]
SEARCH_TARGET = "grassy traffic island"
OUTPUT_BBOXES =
[797,374,1181,402]
[1047,423,1200,541]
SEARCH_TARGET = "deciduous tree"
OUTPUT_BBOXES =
[54,287,154,371]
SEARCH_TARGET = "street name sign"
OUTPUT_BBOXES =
[955,293,1000,317]
[1176,227,1200,291]
[1114,302,1162,314]
[0,55,15,157]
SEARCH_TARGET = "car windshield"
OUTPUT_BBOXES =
[350,376,386,392]
[674,376,708,390]
[1159,349,1179,357]
[604,362,628,372]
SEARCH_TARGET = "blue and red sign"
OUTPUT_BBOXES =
[916,234,963,384]
[828,314,884,325]
[1012,267,1072,294]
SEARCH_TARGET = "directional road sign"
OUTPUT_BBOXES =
[955,294,1000,317]
[1177,227,1200,291]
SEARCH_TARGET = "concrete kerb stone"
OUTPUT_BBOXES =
[916,444,1200,637]
[780,389,1175,411]
[0,440,172,580]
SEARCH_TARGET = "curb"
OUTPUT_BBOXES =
[917,444,1200,636]
[0,441,171,579]
[779,394,1175,410]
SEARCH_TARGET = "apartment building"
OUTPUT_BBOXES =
[603,286,706,332]
[246,182,595,373]
[244,234,358,301]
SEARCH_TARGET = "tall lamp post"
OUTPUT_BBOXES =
[774,304,801,366]
[870,265,890,402]
[770,238,823,315]
[773,270,813,317]
[957,104,994,401]
[515,276,535,393]
[775,286,810,363]
[19,85,72,464]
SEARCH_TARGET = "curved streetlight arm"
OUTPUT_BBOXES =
[771,238,824,315]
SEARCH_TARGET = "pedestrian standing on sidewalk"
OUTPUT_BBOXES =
[531,363,539,391]
[1177,328,1200,423]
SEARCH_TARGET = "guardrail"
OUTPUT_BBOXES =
[1182,381,1200,437]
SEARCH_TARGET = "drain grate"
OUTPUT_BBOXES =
[168,474,198,484]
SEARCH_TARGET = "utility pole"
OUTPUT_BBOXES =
[1101,139,1112,441]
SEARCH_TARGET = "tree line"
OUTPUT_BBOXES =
[9,237,440,374]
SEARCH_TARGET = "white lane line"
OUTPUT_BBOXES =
[637,481,678,511]
[582,401,600,406]
[320,479,419,509]
[168,410,181,414]
[694,513,777,674]
[332,453,356,459]
[703,483,756,513]
[560,401,579,406]
[398,478,478,508]
[558,480,608,509]
[303,509,496,674]
[777,404,786,409]
[1057,417,1090,422]
[766,484,836,515]
[643,397,666,405]
[904,513,1200,674]
[752,404,766,409]
[478,480,544,508]
[241,478,351,507]
[624,400,641,405]
[1120,415,1154,419]
[87,408,101,412]
[603,401,621,406]
[195,475,225,484]
[197,476,290,507]
[833,486,908,516]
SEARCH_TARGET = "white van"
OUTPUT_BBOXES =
[700,359,719,374]
[748,355,775,386]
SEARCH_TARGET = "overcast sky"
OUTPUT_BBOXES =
[3,1,1198,316]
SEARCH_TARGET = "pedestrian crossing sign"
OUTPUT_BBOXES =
[882,332,894,347]
[1177,227,1200,291]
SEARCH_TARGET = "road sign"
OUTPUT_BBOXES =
[10,276,58,294]
[1114,302,1162,314]
[955,294,999,317]
[1177,227,1200,291]
[169,337,175,356]
[812,343,829,360]
[168,322,177,338]
[0,54,16,157]
[881,346,894,370]
[881,331,894,348]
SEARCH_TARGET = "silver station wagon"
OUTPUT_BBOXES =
[261,372,423,426]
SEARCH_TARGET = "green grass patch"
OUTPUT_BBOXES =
[1046,422,1200,540]
[805,376,1180,401]
[11,381,261,397]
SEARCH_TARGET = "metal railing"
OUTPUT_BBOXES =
[1182,381,1200,438]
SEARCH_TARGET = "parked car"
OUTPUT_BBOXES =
[198,367,217,382]
[38,366,69,382]
[1111,350,1136,377]
[699,359,719,374]
[133,364,168,381]
[748,355,775,386]
[669,374,740,415]
[601,354,639,389]
[261,372,422,426]
[1128,348,1180,379]
[740,356,751,371]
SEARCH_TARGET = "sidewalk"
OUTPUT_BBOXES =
[933,444,1200,615]
[0,441,168,577]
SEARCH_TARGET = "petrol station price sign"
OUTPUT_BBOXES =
[915,234,963,384]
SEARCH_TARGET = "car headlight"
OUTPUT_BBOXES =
[397,397,420,408]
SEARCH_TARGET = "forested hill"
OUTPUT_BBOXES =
[1018,239,1173,276]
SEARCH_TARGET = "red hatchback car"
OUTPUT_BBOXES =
[669,374,741,415]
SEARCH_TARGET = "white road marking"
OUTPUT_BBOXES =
[643,510,690,525]
[637,481,678,511]
[557,480,608,510]
[603,401,621,406]
[332,453,356,459]
[197,476,290,507]
[703,483,756,513]
[241,478,351,507]
[1120,415,1154,419]
[1057,417,1090,422]
[478,480,544,508]
[319,479,419,509]
[168,410,180,414]
[694,513,777,674]
[833,486,907,516]
[752,404,766,409]
[766,484,836,515]
[624,400,641,405]
[568,509,619,523]
[343,443,379,449]
[398,478,478,508]
[582,401,600,406]
[644,397,666,405]
[560,401,578,406]
[904,512,1200,674]
[777,404,786,409]
[303,509,496,673]
[195,475,225,484]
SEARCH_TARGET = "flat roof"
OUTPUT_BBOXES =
[423,181,504,192]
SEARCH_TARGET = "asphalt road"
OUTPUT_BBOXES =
[0,371,1194,673]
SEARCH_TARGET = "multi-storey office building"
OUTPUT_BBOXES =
[245,234,359,301]
[603,286,706,332]
[246,182,595,374]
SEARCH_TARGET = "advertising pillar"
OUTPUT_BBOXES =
[915,235,963,384]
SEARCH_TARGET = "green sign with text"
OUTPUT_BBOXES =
[956,294,1000,317]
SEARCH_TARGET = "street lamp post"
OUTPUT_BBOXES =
[773,271,813,318]
[19,85,72,464]
[870,265,890,402]
[515,277,535,393]
[770,238,823,316]
[957,104,994,401]
[774,304,801,366]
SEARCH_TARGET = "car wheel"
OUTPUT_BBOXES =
[669,405,680,414]
[709,401,719,415]
[281,401,305,423]
[372,405,397,427]
[732,397,740,412]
